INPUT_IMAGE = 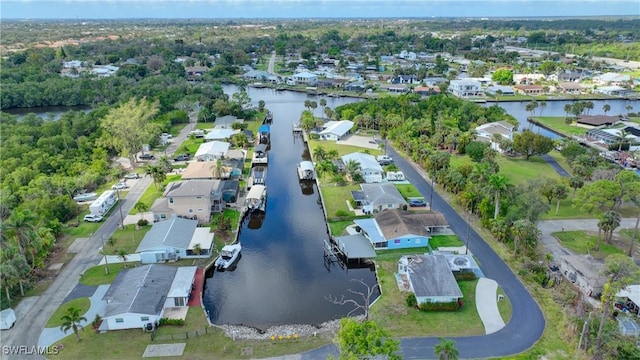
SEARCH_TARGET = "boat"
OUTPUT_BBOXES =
[251,144,268,165]
[258,125,271,145]
[245,184,267,212]
[249,165,267,186]
[297,161,315,180]
[214,243,241,270]
[264,111,273,124]
[73,192,98,202]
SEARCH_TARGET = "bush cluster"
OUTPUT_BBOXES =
[159,318,185,326]
[454,272,477,281]
[418,300,462,312]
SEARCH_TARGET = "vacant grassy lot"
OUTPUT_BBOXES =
[308,139,381,158]
[102,224,151,255]
[45,297,91,328]
[320,183,360,220]
[553,230,624,259]
[531,116,588,137]
[450,153,564,186]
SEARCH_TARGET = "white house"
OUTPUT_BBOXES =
[352,183,407,213]
[448,79,483,98]
[592,72,631,86]
[475,121,516,153]
[397,254,463,304]
[594,86,629,97]
[195,141,231,161]
[341,152,384,183]
[292,71,318,86]
[319,120,354,141]
[203,128,240,141]
[136,215,214,263]
[100,265,197,331]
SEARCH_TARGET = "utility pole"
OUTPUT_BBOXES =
[101,235,109,275]
[429,175,435,212]
[466,210,472,255]
[117,188,125,230]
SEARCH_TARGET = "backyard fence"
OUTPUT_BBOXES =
[150,327,213,341]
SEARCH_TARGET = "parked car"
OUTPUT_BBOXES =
[174,154,190,162]
[139,153,155,160]
[408,199,427,207]
[83,214,104,222]
[124,173,140,180]
[112,182,129,190]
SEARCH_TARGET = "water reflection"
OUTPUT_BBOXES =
[299,180,315,196]
[246,211,266,230]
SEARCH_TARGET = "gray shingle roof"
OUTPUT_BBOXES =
[163,180,218,197]
[136,216,197,252]
[407,254,462,299]
[360,183,406,206]
[103,264,177,317]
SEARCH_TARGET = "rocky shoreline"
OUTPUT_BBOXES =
[216,316,364,340]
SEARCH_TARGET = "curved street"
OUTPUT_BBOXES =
[303,145,546,359]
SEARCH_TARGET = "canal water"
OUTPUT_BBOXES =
[203,88,378,330]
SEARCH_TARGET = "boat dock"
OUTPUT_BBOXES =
[252,144,268,166]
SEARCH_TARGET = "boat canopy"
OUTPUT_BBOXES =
[258,125,271,134]
[246,185,266,200]
[299,161,314,172]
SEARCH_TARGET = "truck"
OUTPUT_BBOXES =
[0,308,16,330]
[376,155,393,165]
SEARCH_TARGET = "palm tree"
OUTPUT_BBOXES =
[563,103,572,120]
[134,202,149,220]
[538,100,547,116]
[601,210,621,244]
[487,174,509,219]
[0,255,19,302]
[319,98,327,118]
[313,146,327,162]
[434,337,459,360]
[3,209,38,258]
[60,307,87,342]
[617,129,629,152]
[602,104,610,115]
[145,164,166,189]
[192,243,202,255]
[344,160,362,184]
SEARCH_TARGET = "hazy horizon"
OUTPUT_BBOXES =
[2,0,639,20]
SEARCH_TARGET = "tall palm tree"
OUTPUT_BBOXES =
[434,337,459,360]
[602,104,610,115]
[3,209,39,260]
[487,174,509,219]
[60,307,87,342]
[344,160,362,184]
[0,255,19,302]
[134,202,149,220]
[313,146,327,162]
[145,164,166,189]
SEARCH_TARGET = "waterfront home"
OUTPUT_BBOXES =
[513,73,545,85]
[475,121,516,153]
[351,183,406,213]
[557,82,583,94]
[514,85,544,96]
[136,215,214,263]
[100,265,197,331]
[594,86,630,97]
[320,120,355,141]
[485,85,515,96]
[152,179,224,222]
[243,69,279,84]
[195,141,231,161]
[576,115,622,128]
[592,72,631,86]
[397,254,463,305]
[203,129,240,142]
[413,86,440,96]
[291,71,318,86]
[353,209,438,249]
[341,152,384,183]
[448,79,483,98]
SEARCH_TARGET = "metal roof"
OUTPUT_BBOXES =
[136,216,198,253]
[335,234,377,259]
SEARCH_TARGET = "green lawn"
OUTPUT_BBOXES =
[328,220,356,237]
[45,297,91,328]
[530,117,588,137]
[430,235,464,248]
[553,230,624,259]
[308,139,383,158]
[130,174,182,215]
[542,197,640,220]
[451,153,564,186]
[103,224,152,255]
[394,184,423,199]
[80,263,130,286]
[320,184,360,220]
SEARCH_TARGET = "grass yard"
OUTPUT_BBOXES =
[328,220,356,237]
[394,184,423,199]
[430,235,464,248]
[102,224,152,255]
[130,174,182,215]
[308,139,381,158]
[80,263,130,286]
[530,117,588,137]
[45,297,91,328]
[553,230,624,259]
[451,153,564,186]
[542,197,640,220]
[320,184,360,220]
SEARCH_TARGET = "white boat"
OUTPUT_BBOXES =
[249,166,267,186]
[245,184,267,211]
[215,243,241,270]
[297,161,315,180]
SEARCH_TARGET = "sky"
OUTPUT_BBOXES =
[1,0,639,19]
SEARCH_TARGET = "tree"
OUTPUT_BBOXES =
[98,98,160,167]
[525,100,539,119]
[602,104,610,115]
[465,141,487,162]
[564,103,572,120]
[512,130,554,160]
[573,179,622,213]
[553,182,569,216]
[434,337,459,360]
[344,160,362,184]
[487,174,509,219]
[326,279,379,321]
[319,98,327,118]
[593,255,640,359]
[60,307,88,342]
[258,100,265,112]
[145,164,167,189]
[334,318,401,360]
[3,209,40,265]
[491,69,513,85]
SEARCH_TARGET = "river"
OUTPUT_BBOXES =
[203,87,378,330]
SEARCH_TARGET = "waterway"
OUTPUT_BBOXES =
[203,87,378,330]
[3,105,92,119]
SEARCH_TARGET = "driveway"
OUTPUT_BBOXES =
[302,146,546,359]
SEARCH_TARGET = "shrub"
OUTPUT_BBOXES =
[418,301,460,312]
[454,272,477,281]
[159,318,185,326]
[137,219,149,226]
[406,293,417,308]
[335,210,351,217]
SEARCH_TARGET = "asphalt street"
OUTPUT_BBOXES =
[303,145,546,360]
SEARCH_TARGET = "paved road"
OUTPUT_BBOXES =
[267,51,276,74]
[303,146,546,359]
[540,154,570,178]
[1,123,194,359]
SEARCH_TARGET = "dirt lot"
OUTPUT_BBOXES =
[336,134,381,150]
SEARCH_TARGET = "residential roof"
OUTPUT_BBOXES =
[214,115,241,127]
[163,180,219,197]
[103,264,177,317]
[335,234,377,259]
[254,144,268,156]
[299,161,314,172]
[204,129,239,141]
[167,266,197,298]
[475,121,515,137]
[188,228,214,254]
[374,209,447,239]
[195,141,231,157]
[559,82,583,90]
[181,161,231,180]
[617,285,640,306]
[406,254,463,299]
[353,218,386,244]
[576,115,621,127]
[136,216,198,252]
[341,152,381,171]
[320,120,354,138]
[360,183,406,206]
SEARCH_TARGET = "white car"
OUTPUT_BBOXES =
[83,214,104,222]
[112,182,129,190]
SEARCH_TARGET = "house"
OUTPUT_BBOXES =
[558,254,605,299]
[136,215,214,263]
[422,77,447,87]
[344,81,366,92]
[484,85,515,96]
[556,71,582,82]
[475,121,516,153]
[243,69,279,83]
[594,86,629,97]
[397,254,463,304]
[194,141,230,161]
[514,85,544,95]
[151,179,224,223]
[203,129,240,142]
[448,80,483,98]
[353,209,436,249]
[513,73,545,85]
[557,82,583,94]
[351,183,406,213]
[341,152,384,184]
[214,115,242,128]
[576,115,622,128]
[390,75,419,84]
[100,265,197,331]
[185,66,209,81]
[413,86,440,96]
[319,120,354,141]
[291,71,318,86]
[592,72,631,86]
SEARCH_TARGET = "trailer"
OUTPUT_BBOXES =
[89,190,117,216]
